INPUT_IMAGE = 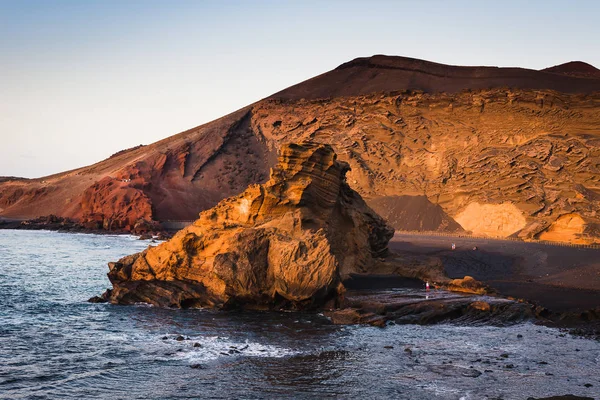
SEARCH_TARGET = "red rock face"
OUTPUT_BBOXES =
[79,176,154,231]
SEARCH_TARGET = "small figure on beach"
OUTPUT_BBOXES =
[473,246,478,251]
[426,281,430,291]
[451,243,456,250]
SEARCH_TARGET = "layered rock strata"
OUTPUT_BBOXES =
[102,143,394,309]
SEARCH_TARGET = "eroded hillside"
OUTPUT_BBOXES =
[252,90,600,242]
[1,56,600,243]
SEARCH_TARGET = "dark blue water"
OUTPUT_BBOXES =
[1,230,599,399]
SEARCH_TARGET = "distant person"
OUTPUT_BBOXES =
[473,246,478,251]
[451,243,456,250]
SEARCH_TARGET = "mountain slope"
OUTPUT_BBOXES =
[0,107,273,230]
[1,55,600,242]
[542,61,600,79]
[270,55,600,100]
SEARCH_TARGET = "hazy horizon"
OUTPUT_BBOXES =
[2,0,600,178]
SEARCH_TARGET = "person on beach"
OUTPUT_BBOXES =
[451,243,456,250]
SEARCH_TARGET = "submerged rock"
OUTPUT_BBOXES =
[87,295,107,303]
[101,143,394,310]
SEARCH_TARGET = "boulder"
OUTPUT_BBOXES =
[469,301,491,311]
[102,143,394,310]
[448,276,489,295]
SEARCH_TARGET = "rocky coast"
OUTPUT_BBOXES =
[96,143,600,336]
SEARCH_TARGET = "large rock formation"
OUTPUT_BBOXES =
[102,143,394,309]
[2,55,600,243]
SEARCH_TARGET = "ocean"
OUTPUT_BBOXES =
[1,230,598,399]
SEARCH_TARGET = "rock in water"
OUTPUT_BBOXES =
[102,143,394,310]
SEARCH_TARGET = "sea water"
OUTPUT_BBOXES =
[0,230,598,399]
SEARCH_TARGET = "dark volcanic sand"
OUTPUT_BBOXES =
[389,233,600,313]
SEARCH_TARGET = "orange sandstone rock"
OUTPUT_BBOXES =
[448,276,489,295]
[102,143,394,309]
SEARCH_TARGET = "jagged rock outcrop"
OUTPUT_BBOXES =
[101,143,394,309]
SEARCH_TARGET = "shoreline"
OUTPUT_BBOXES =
[3,226,598,334]
[327,273,600,339]
[394,229,600,250]
[389,233,600,314]
[0,216,173,239]
[3,217,597,249]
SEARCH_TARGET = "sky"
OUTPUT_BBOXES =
[1,0,599,178]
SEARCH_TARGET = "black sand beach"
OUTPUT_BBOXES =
[389,233,600,313]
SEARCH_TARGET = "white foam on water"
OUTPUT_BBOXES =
[160,335,299,363]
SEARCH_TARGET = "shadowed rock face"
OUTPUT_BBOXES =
[102,143,394,309]
[367,195,464,232]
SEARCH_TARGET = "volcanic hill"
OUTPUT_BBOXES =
[2,55,600,243]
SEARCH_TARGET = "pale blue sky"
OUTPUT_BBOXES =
[1,0,599,178]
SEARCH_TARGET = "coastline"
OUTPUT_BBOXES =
[389,233,600,312]
[0,215,172,239]
[387,233,600,337]
[1,224,597,335]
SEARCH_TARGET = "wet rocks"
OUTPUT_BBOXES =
[326,289,538,327]
[428,364,482,378]
[448,276,489,295]
[0,215,86,232]
[87,296,107,303]
[470,300,491,311]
